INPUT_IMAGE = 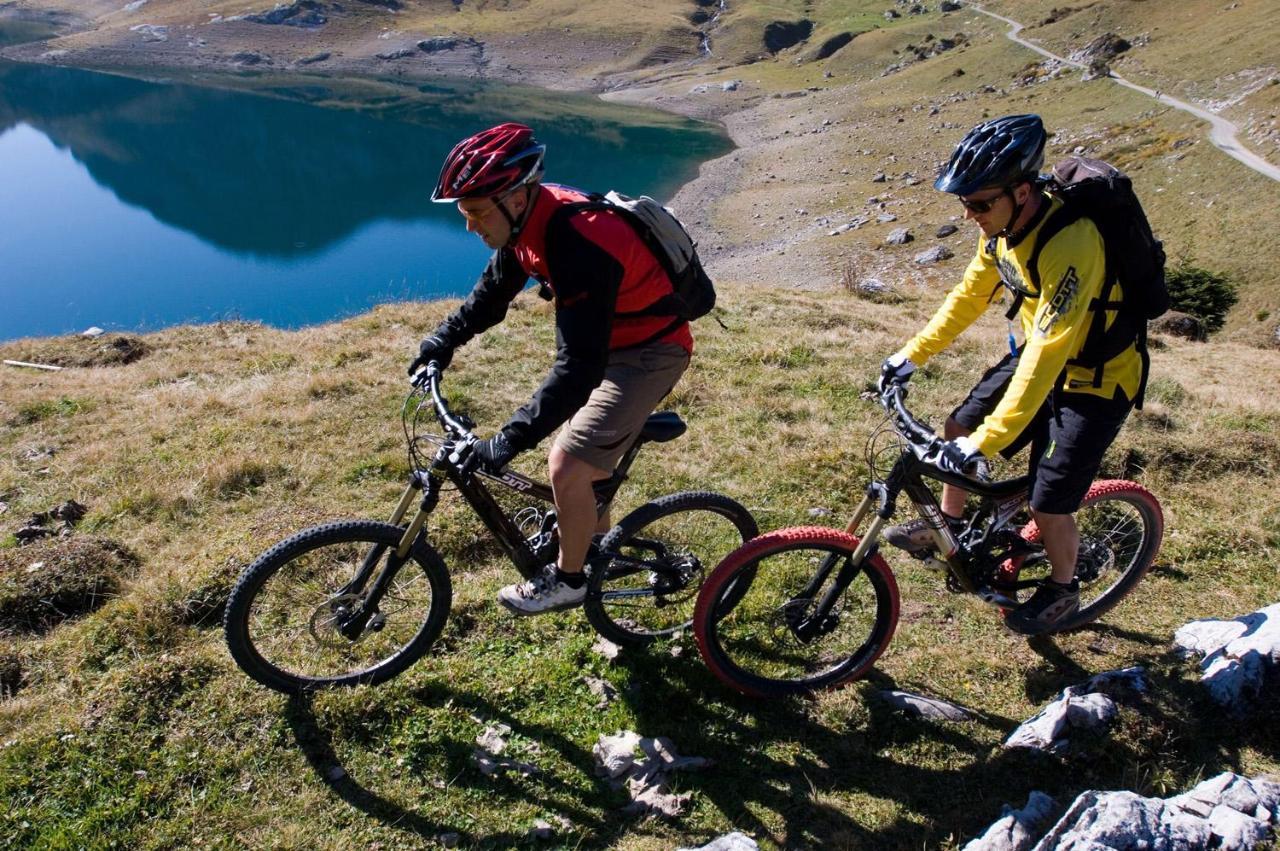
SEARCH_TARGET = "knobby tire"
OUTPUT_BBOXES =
[224,520,452,694]
[693,526,900,698]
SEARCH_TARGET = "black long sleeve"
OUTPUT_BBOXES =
[499,214,622,452]
[431,248,528,348]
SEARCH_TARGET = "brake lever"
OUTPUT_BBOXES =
[447,433,478,468]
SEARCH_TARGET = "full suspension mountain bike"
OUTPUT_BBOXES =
[225,363,757,694]
[693,383,1163,698]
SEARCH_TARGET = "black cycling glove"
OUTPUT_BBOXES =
[408,334,455,376]
[457,432,519,476]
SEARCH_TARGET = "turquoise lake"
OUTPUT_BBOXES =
[0,49,731,342]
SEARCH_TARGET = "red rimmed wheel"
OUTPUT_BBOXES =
[693,526,900,698]
[1002,480,1163,631]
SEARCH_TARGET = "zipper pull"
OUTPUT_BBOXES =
[1007,320,1019,357]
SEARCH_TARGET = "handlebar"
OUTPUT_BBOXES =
[414,361,476,443]
[880,383,943,459]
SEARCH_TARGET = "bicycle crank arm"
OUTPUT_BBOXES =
[975,586,1018,609]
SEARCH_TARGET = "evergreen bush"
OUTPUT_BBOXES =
[1166,263,1239,334]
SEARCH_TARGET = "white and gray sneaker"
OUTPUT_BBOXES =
[497,566,587,616]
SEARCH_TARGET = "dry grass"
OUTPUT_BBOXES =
[1,277,1278,847]
[2,0,1279,845]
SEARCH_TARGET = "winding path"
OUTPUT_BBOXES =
[972,5,1280,183]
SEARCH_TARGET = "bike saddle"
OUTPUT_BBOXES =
[638,411,687,444]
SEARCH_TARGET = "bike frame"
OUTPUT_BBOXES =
[383,438,646,580]
[790,390,1046,637]
[331,364,661,635]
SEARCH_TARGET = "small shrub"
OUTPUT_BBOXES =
[0,537,140,634]
[1165,263,1239,334]
[343,456,407,484]
[243,352,297,374]
[158,562,240,627]
[200,459,284,500]
[306,375,359,399]
[90,654,220,727]
[0,335,150,369]
[1143,377,1188,407]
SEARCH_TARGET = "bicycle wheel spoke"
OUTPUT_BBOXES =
[696,532,898,696]
[586,493,757,646]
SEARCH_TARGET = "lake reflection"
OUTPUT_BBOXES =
[0,60,731,340]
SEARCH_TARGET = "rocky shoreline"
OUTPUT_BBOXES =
[0,0,788,284]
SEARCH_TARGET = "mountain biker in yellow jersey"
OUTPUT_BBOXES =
[408,123,692,616]
[877,114,1143,635]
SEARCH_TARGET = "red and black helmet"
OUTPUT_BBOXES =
[431,122,546,203]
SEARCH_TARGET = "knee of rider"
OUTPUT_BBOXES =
[943,417,971,441]
[548,449,598,489]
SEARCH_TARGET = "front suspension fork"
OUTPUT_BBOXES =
[335,470,441,639]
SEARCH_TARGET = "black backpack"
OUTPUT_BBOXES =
[550,191,716,324]
[1021,156,1168,407]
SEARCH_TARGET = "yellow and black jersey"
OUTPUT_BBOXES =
[899,194,1143,457]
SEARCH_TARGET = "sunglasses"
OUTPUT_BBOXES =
[457,183,527,224]
[957,188,1010,214]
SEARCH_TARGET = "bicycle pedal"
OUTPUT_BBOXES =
[975,586,1017,609]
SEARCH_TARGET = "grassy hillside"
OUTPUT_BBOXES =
[2,280,1278,848]
[2,0,1279,846]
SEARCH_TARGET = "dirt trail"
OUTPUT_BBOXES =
[973,4,1280,183]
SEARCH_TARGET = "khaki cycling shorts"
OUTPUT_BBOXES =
[553,342,690,472]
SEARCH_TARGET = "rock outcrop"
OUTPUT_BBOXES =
[1004,667,1148,751]
[244,2,327,27]
[763,20,813,53]
[1174,602,1280,714]
[967,773,1280,850]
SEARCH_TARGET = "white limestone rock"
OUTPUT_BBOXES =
[678,832,760,851]
[878,689,974,722]
[592,730,710,818]
[1174,602,1280,712]
[1004,667,1147,751]
[1005,692,1116,751]
[1031,774,1280,850]
[963,791,1057,851]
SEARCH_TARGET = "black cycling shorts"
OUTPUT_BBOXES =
[950,352,1133,514]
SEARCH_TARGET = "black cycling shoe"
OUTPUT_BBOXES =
[1005,579,1080,635]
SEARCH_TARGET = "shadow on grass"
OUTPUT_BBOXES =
[605,651,1041,848]
[284,693,453,843]
[282,681,622,846]
[279,621,1280,849]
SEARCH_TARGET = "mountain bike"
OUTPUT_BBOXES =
[693,383,1163,698]
[224,363,758,695]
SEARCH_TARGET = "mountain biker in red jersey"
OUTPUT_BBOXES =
[408,123,692,616]
[878,115,1142,635]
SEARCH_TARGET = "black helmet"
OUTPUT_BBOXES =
[934,114,1046,195]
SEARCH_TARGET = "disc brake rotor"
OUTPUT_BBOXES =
[1075,536,1116,583]
[309,593,364,648]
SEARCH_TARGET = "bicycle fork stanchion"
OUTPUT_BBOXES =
[395,470,439,559]
[334,472,440,641]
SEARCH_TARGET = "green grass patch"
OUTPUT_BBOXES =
[10,397,92,426]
